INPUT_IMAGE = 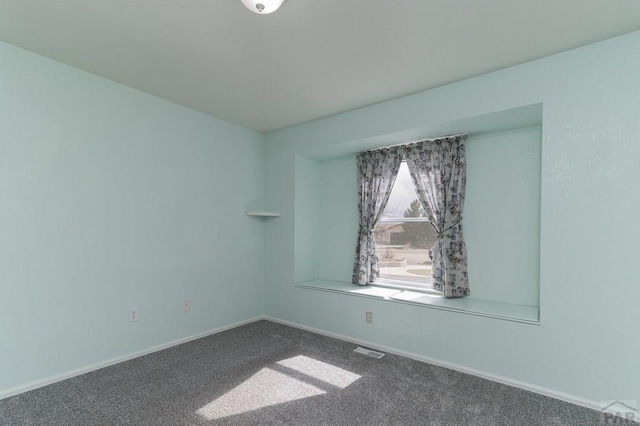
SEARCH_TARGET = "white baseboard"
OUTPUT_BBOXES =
[262,315,603,413]
[0,314,606,416]
[0,316,264,401]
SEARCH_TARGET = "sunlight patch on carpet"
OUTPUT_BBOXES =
[276,355,361,389]
[196,355,361,420]
[196,368,325,420]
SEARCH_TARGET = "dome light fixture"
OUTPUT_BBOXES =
[240,0,285,14]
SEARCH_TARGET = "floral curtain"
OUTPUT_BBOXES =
[404,135,470,298]
[352,147,402,285]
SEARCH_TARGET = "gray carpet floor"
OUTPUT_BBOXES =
[0,320,614,425]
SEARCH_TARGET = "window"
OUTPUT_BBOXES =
[373,162,436,288]
[353,135,469,297]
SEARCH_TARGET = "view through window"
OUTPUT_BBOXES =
[373,162,437,287]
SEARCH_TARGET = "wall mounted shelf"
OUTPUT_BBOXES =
[246,211,280,217]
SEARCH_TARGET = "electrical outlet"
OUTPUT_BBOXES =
[365,311,373,324]
[129,308,138,322]
[183,300,191,311]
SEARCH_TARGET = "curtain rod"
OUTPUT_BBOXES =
[362,133,467,153]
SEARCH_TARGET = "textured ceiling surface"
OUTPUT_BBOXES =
[2,1,640,133]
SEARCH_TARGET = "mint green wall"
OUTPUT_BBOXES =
[294,154,319,282]
[317,155,358,282]
[0,42,265,394]
[464,126,541,306]
[264,31,640,404]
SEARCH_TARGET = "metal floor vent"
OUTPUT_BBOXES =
[354,346,385,359]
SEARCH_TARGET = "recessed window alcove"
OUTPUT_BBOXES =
[294,104,543,324]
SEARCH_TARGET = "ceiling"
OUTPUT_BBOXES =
[2,1,640,134]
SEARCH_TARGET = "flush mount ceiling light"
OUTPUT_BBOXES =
[241,0,285,14]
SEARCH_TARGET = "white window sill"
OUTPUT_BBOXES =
[295,279,539,325]
[371,278,443,295]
